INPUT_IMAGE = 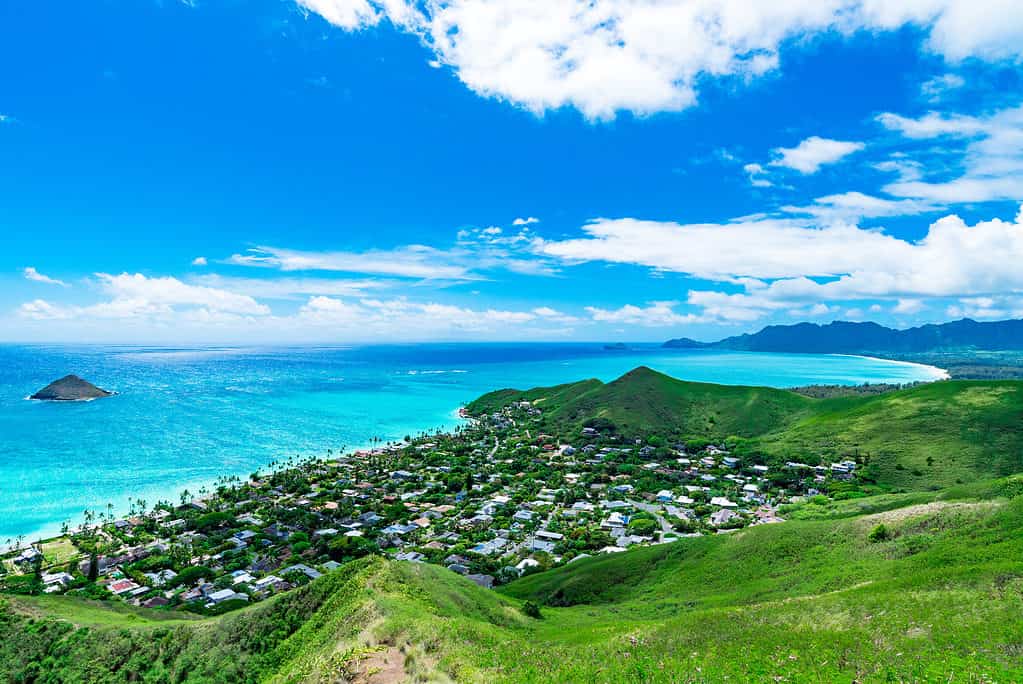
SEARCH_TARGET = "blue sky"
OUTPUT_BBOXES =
[2,0,1023,343]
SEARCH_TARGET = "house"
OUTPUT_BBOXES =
[710,497,738,508]
[108,579,142,596]
[515,558,540,573]
[394,551,425,563]
[41,572,74,592]
[710,509,739,526]
[143,569,178,587]
[722,457,741,469]
[282,564,322,580]
[527,539,556,553]
[471,538,508,556]
[467,574,494,589]
[656,490,673,502]
[207,589,249,606]
[534,530,563,541]
[13,547,42,566]
[513,510,534,523]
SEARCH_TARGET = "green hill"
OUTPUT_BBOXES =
[468,366,815,440]
[468,367,1023,490]
[5,481,1023,682]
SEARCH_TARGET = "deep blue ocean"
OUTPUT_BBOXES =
[0,343,945,541]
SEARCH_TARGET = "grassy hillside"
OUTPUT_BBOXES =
[468,366,815,440]
[761,379,1023,489]
[5,482,1023,682]
[469,367,1023,490]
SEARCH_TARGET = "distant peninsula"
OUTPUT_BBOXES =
[30,375,113,401]
[665,318,1023,354]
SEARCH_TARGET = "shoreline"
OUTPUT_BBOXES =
[829,353,950,381]
[1,351,948,546]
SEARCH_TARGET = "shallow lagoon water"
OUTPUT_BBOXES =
[0,343,945,540]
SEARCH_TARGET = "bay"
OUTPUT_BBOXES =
[0,343,945,541]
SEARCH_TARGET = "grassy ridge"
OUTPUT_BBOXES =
[468,367,815,440]
[469,367,1023,490]
[6,487,1023,682]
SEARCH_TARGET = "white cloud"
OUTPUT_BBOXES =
[21,273,270,323]
[586,301,705,326]
[541,205,1023,323]
[513,217,540,226]
[743,163,773,188]
[879,104,1023,203]
[893,298,925,314]
[229,245,477,280]
[189,274,390,300]
[770,136,865,174]
[96,273,270,315]
[538,216,910,281]
[920,73,965,101]
[191,256,208,266]
[295,0,1023,118]
[297,295,575,335]
[23,267,68,287]
[782,191,938,221]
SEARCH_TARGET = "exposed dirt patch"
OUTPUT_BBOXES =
[350,646,407,684]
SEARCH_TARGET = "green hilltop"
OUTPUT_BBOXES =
[468,366,1023,491]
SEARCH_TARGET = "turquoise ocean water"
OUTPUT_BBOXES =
[0,343,946,541]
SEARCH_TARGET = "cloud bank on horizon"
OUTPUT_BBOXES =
[3,0,1023,342]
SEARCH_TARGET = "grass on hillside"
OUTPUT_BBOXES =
[5,483,1023,683]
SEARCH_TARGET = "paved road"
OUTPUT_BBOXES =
[628,499,674,541]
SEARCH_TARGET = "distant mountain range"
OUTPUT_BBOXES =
[664,318,1023,354]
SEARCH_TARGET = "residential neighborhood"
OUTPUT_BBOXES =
[1,397,857,611]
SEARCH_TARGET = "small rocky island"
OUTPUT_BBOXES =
[30,375,113,401]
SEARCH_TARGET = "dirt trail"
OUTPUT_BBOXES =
[351,646,407,684]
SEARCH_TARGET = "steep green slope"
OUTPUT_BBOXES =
[6,484,1023,682]
[469,367,1023,490]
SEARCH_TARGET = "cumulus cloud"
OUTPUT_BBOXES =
[23,267,68,287]
[879,103,1023,203]
[540,205,1023,323]
[513,217,540,226]
[294,0,1023,118]
[770,136,865,174]
[19,273,270,322]
[586,301,705,327]
[191,256,208,266]
[537,216,910,281]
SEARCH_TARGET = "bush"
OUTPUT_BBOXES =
[868,523,891,543]
[521,600,543,619]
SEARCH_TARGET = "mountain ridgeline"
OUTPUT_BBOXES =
[468,367,1023,491]
[664,317,1023,354]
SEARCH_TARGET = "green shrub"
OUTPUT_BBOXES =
[868,523,891,543]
